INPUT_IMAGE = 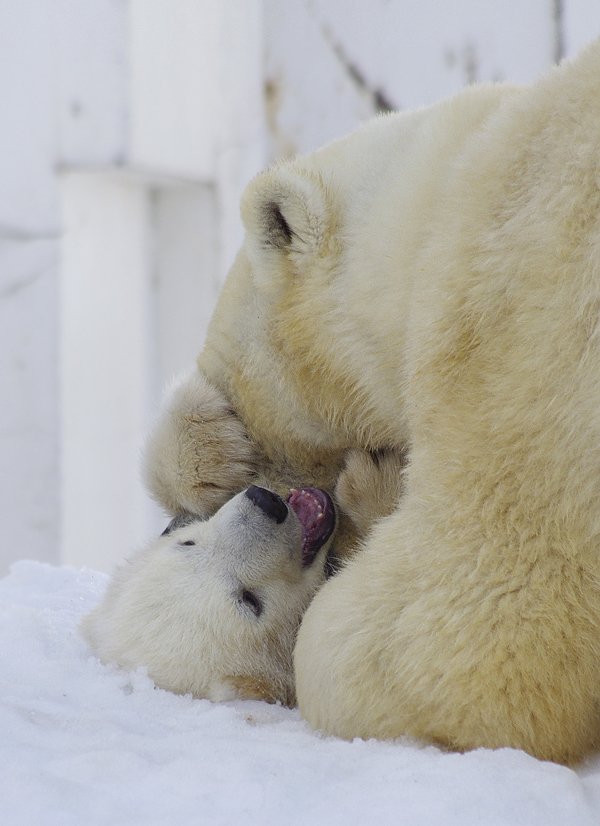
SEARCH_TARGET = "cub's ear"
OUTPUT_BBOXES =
[160,512,198,536]
[240,166,337,281]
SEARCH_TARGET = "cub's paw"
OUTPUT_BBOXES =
[143,370,259,517]
[335,448,407,537]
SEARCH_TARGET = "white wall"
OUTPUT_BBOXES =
[1,0,599,574]
[0,1,62,573]
[263,0,562,159]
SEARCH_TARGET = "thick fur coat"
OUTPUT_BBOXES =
[144,40,600,764]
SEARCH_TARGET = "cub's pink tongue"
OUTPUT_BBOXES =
[286,488,335,565]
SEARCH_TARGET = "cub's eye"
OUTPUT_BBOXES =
[179,540,196,547]
[241,590,263,618]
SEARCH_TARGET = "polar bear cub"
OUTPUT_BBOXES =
[81,486,335,706]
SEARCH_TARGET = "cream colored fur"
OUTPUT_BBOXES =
[335,449,407,537]
[144,370,366,560]
[81,490,330,706]
[143,371,259,518]
[143,40,600,764]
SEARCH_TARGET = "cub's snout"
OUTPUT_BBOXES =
[245,485,288,523]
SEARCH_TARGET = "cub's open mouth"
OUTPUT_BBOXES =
[286,488,336,565]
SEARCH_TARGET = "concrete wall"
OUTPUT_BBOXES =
[1,0,599,574]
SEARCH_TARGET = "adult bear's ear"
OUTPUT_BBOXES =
[240,166,338,285]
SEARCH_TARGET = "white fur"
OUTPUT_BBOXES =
[143,371,259,518]
[143,40,600,764]
[81,491,329,706]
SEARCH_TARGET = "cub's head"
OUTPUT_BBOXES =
[80,486,335,707]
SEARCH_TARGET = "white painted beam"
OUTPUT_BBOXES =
[59,172,158,572]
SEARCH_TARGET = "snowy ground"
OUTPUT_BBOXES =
[2,562,600,826]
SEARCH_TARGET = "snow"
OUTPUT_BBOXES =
[2,562,600,826]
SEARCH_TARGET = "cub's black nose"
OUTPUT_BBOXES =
[245,486,288,524]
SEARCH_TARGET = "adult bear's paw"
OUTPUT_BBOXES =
[334,448,407,537]
[143,370,259,518]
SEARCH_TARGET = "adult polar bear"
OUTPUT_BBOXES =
[144,39,600,765]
